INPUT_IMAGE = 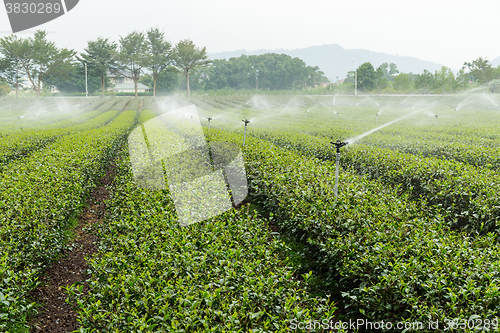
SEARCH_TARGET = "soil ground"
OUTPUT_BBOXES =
[29,163,115,332]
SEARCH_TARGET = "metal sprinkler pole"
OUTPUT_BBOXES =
[242,119,250,147]
[330,140,348,199]
[434,115,438,128]
[207,117,212,130]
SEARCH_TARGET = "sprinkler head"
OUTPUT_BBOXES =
[330,139,349,153]
[434,115,439,118]
[207,117,212,122]
[242,119,250,126]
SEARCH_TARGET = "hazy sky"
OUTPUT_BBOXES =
[1,0,499,70]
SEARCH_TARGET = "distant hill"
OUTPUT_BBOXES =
[210,44,446,82]
[491,56,500,67]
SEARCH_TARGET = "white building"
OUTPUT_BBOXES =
[114,82,149,93]
[109,74,134,85]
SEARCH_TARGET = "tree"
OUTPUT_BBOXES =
[116,31,148,97]
[393,73,410,91]
[201,53,328,91]
[415,69,435,92]
[155,66,179,93]
[138,74,152,89]
[0,30,75,98]
[43,63,101,94]
[434,66,456,94]
[172,39,211,96]
[375,65,389,91]
[0,52,23,98]
[389,63,399,76]
[377,62,399,81]
[462,57,494,85]
[356,62,377,91]
[145,28,172,97]
[79,37,118,97]
[0,77,10,96]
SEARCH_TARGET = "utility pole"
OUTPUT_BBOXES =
[85,63,88,98]
[256,69,259,91]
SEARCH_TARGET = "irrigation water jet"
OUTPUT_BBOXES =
[346,103,436,145]
[330,140,349,199]
[242,119,250,147]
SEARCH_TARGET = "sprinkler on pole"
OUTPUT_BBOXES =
[242,119,250,147]
[330,140,349,199]
[434,114,438,127]
[376,111,380,124]
[207,117,212,130]
[17,116,24,126]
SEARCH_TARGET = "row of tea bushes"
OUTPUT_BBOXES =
[0,110,137,331]
[252,129,500,236]
[363,139,500,171]
[206,129,500,328]
[68,124,339,331]
[141,97,155,111]
[0,110,118,168]
[125,97,141,111]
[0,98,110,133]
[0,99,130,165]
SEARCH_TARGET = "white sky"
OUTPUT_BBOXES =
[1,0,499,70]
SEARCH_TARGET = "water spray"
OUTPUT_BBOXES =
[242,119,250,147]
[346,103,437,145]
[330,139,349,199]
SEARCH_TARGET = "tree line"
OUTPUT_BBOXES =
[339,59,500,94]
[0,30,328,98]
[197,54,327,91]
[0,29,210,98]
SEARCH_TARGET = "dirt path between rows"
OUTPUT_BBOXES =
[29,162,116,332]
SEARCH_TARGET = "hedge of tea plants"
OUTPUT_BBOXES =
[0,110,119,169]
[250,129,500,237]
[0,110,137,331]
[68,119,339,332]
[205,128,500,328]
